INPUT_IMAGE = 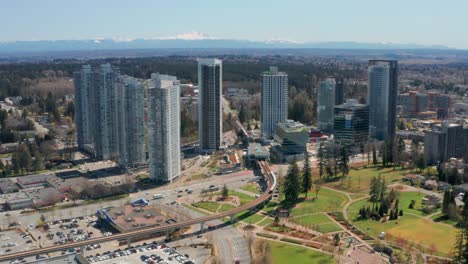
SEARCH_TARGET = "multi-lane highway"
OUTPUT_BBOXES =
[0,160,276,262]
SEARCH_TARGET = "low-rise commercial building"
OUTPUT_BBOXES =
[16,173,57,189]
[271,120,310,163]
[0,178,18,194]
[24,187,65,208]
[4,192,33,210]
[96,204,174,234]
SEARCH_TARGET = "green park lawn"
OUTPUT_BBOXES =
[229,190,256,205]
[258,217,275,227]
[218,203,235,212]
[193,201,220,213]
[238,212,266,225]
[326,166,410,193]
[347,194,457,256]
[181,203,210,216]
[268,240,334,264]
[291,213,343,233]
[240,184,261,194]
[348,191,437,219]
[291,188,349,216]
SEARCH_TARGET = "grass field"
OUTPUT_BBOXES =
[193,201,220,213]
[291,213,343,233]
[348,191,436,218]
[347,195,457,256]
[240,184,261,194]
[218,203,236,212]
[267,240,334,264]
[181,203,210,215]
[239,212,266,225]
[291,188,349,216]
[258,217,275,227]
[326,166,409,193]
[228,190,255,205]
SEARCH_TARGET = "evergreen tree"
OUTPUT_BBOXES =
[283,161,300,208]
[416,153,426,172]
[340,145,349,177]
[397,138,405,168]
[369,176,381,203]
[453,193,468,262]
[372,144,378,165]
[222,184,229,199]
[302,152,312,198]
[379,176,387,201]
[381,143,388,167]
[238,104,246,124]
[317,143,324,179]
[442,189,452,215]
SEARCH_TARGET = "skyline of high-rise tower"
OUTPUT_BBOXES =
[261,66,288,139]
[198,58,223,153]
[368,59,398,141]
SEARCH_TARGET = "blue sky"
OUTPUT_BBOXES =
[2,0,468,48]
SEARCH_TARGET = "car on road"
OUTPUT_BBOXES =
[152,194,164,199]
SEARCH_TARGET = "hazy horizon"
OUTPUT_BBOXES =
[2,0,468,49]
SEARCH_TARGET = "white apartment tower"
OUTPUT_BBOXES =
[148,73,181,182]
[261,66,288,139]
[116,76,146,167]
[198,58,223,152]
[93,64,119,160]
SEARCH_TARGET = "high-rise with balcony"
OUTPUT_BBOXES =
[74,65,94,153]
[74,64,145,167]
[368,60,398,141]
[116,76,146,167]
[261,66,288,139]
[93,64,120,160]
[198,59,223,152]
[148,73,181,182]
[317,78,336,132]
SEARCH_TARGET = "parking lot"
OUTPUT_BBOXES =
[87,241,195,264]
[29,215,106,249]
[0,229,38,261]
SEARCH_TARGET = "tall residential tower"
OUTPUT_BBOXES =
[116,76,146,167]
[368,60,398,141]
[198,59,223,152]
[148,73,181,182]
[261,66,288,139]
[74,65,94,153]
[317,78,336,132]
[74,64,146,167]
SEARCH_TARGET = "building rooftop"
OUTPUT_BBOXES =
[46,176,88,191]
[276,120,311,133]
[16,173,57,188]
[24,187,64,206]
[0,178,18,194]
[262,66,287,76]
[335,99,367,110]
[97,205,173,232]
[4,191,31,202]
[247,143,269,159]
[197,58,222,65]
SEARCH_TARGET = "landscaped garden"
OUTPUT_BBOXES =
[291,188,349,216]
[347,191,457,256]
[291,213,343,233]
[267,240,334,264]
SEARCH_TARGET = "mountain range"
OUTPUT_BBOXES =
[0,37,454,54]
